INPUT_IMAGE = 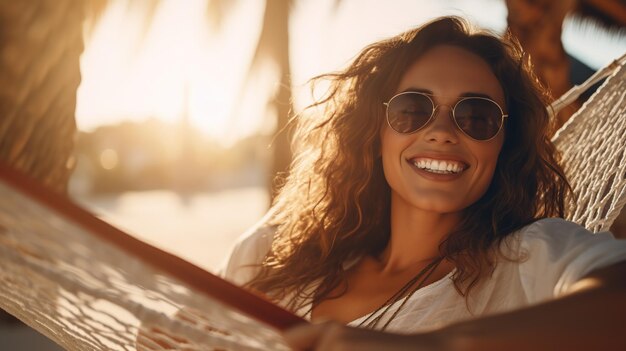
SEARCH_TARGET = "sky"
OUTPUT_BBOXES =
[76,0,626,146]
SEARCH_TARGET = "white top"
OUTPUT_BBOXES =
[219,218,626,333]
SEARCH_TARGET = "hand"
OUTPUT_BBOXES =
[282,321,445,351]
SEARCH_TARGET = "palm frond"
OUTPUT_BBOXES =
[572,0,626,34]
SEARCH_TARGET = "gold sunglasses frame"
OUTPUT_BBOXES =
[383,91,509,141]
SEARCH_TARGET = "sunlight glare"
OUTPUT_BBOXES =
[99,149,119,170]
[77,0,264,146]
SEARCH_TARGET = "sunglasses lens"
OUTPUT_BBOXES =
[454,98,503,140]
[386,93,433,133]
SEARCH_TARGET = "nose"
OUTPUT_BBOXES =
[422,105,459,144]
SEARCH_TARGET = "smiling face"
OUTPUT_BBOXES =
[381,44,506,215]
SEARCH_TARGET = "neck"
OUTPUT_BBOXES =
[377,196,461,274]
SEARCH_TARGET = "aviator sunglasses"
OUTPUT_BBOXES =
[384,91,508,141]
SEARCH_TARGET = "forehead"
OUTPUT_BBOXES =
[396,45,505,106]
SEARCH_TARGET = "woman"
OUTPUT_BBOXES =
[222,17,626,350]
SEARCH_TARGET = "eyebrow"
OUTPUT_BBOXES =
[399,87,496,100]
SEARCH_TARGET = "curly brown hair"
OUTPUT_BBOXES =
[247,16,571,310]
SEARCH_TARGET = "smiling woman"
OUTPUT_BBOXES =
[220,16,626,350]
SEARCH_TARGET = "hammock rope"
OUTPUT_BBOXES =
[552,53,626,232]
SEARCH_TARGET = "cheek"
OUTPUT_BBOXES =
[483,149,501,170]
[380,128,407,166]
[380,128,404,184]
[380,126,409,153]
[473,140,504,188]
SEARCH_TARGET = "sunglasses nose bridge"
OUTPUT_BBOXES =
[427,103,460,139]
[432,104,454,121]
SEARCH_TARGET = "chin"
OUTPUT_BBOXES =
[409,198,469,214]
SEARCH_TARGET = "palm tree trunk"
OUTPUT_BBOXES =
[0,0,83,194]
[505,0,577,130]
[267,1,292,199]
[253,0,292,199]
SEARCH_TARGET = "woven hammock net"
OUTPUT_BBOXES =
[0,57,625,350]
[0,178,293,351]
[552,55,626,232]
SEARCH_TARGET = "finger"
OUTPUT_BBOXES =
[282,321,334,350]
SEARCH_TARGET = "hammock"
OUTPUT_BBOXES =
[0,163,303,351]
[0,54,625,350]
[551,53,626,232]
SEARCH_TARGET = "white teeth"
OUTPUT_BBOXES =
[411,158,465,174]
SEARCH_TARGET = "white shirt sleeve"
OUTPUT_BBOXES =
[217,212,276,286]
[516,218,626,302]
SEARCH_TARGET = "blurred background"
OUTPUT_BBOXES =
[0,0,625,349]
